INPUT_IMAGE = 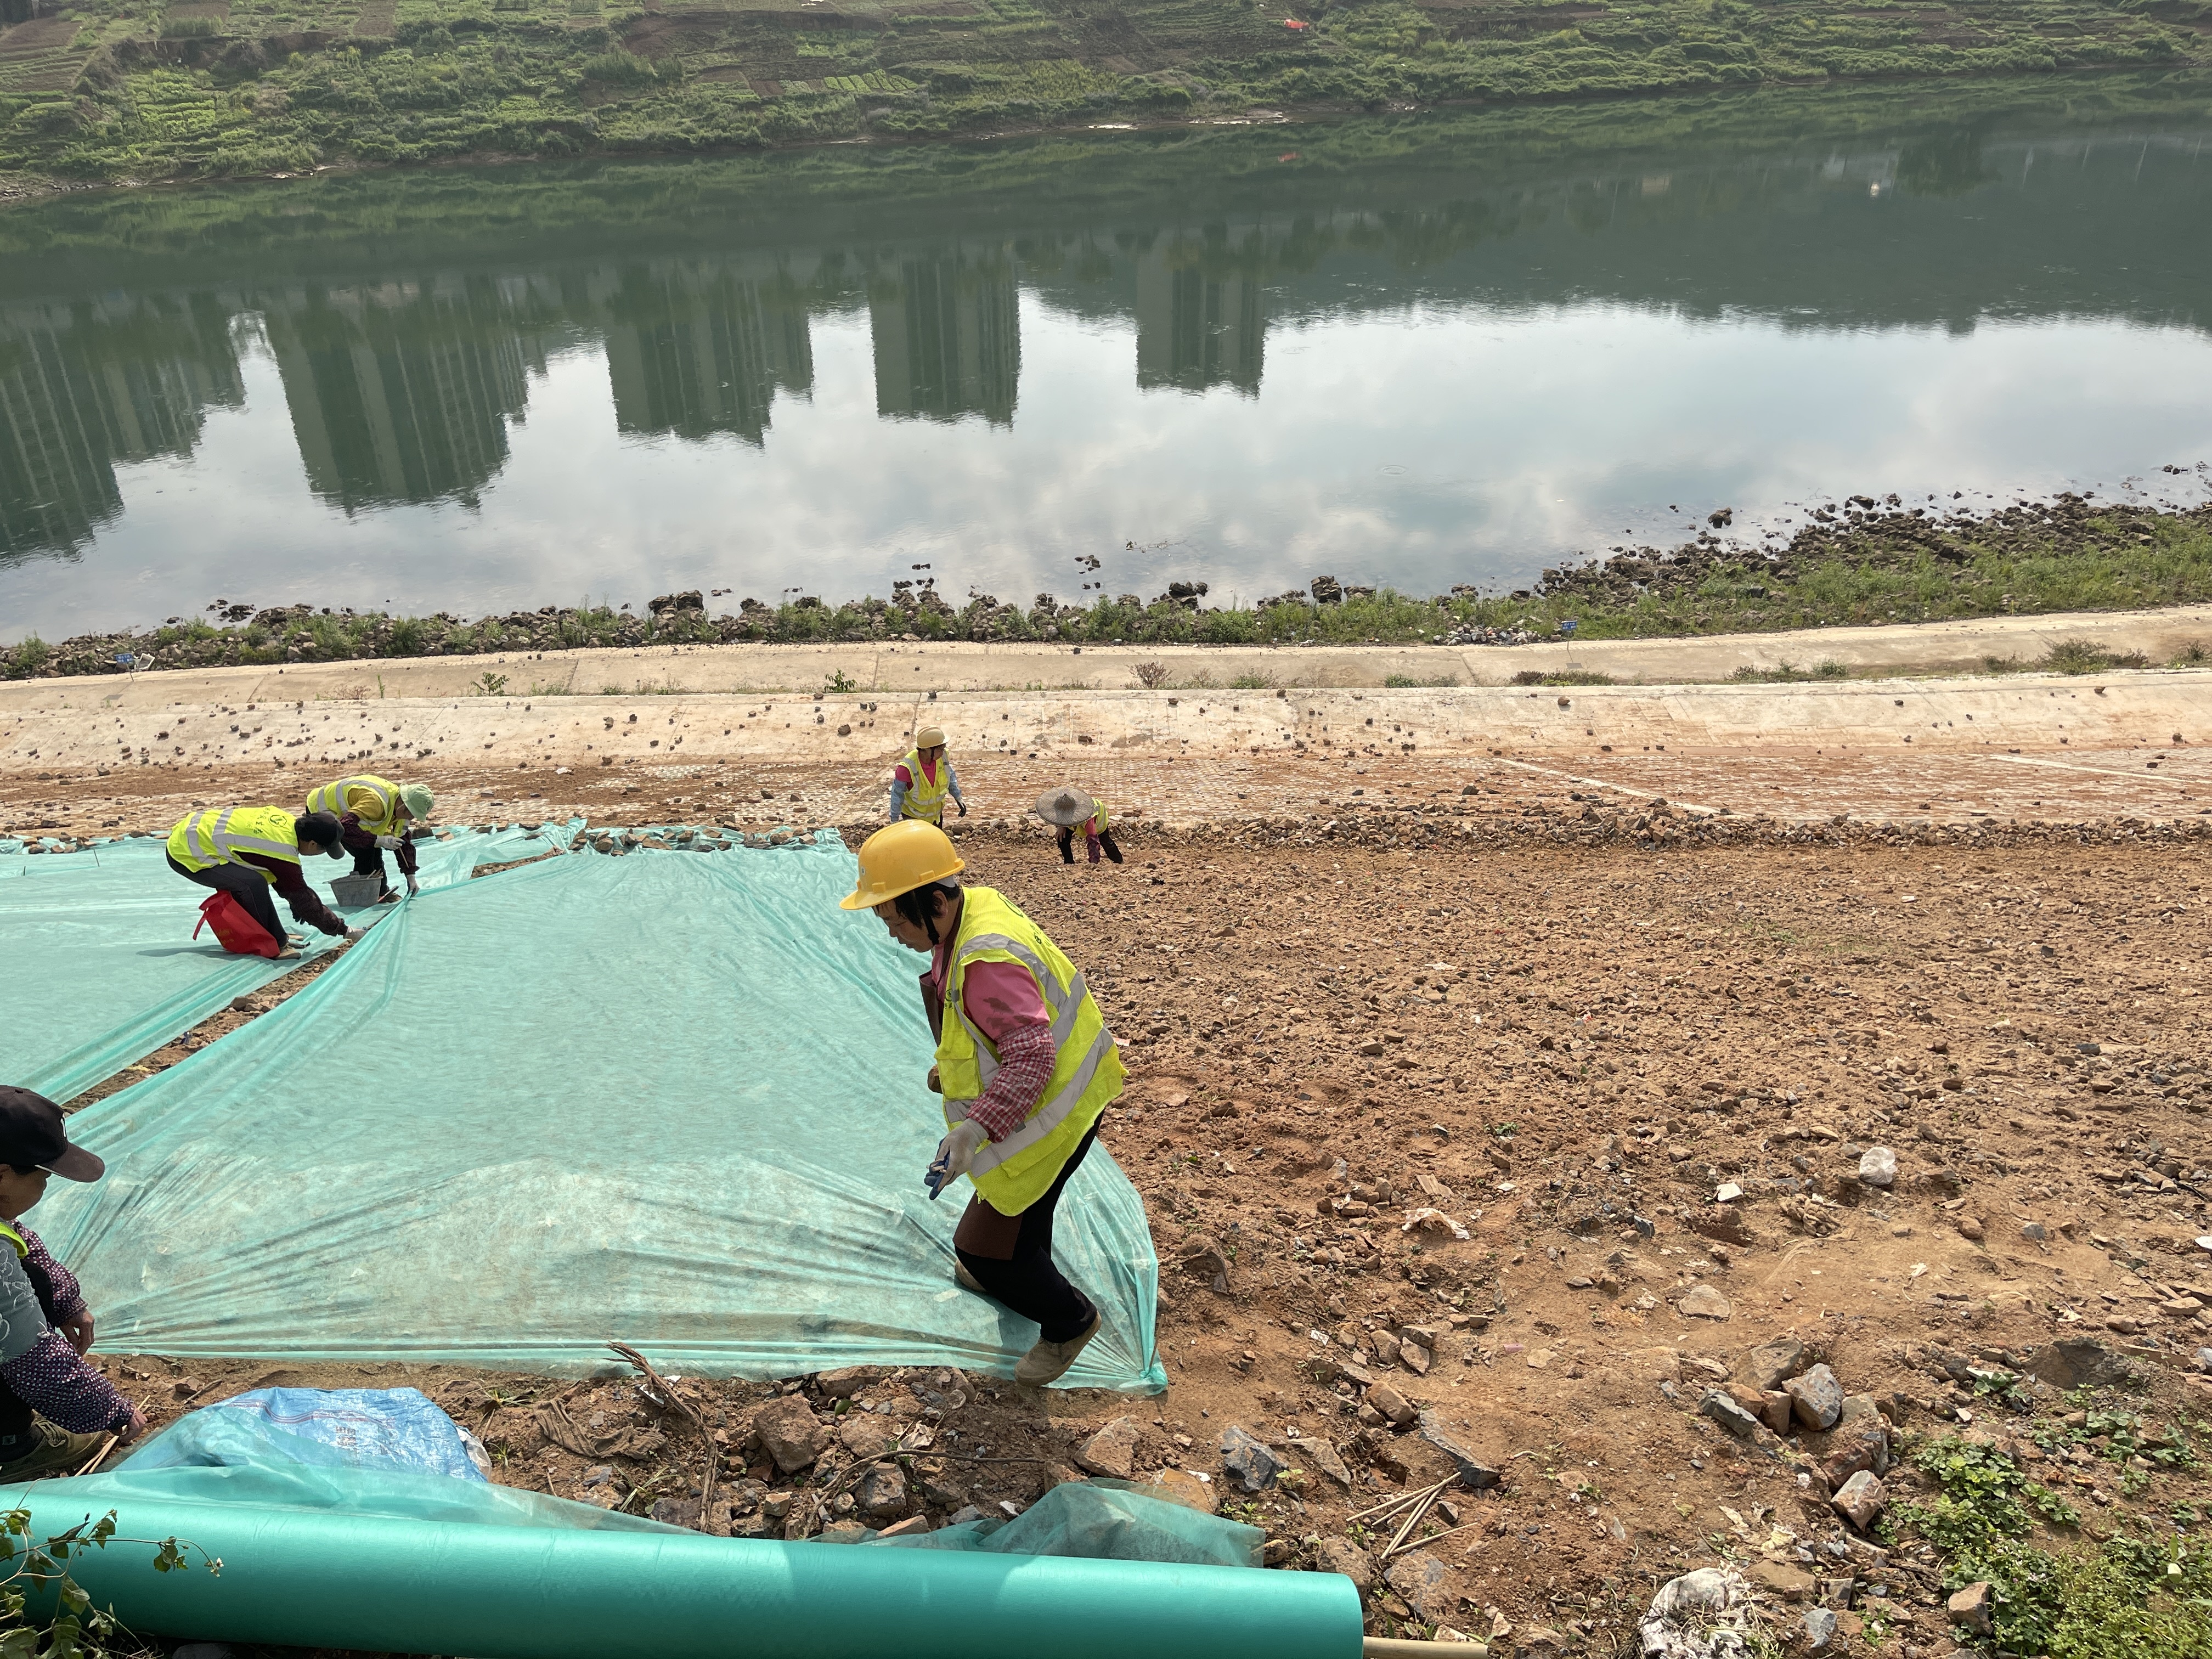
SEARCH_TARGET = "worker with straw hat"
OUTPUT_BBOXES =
[841,820,1126,1386]
[306,774,435,902]
[889,727,966,827]
[1036,787,1123,866]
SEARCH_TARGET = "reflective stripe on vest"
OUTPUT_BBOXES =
[0,1222,22,1260]
[900,751,951,822]
[934,887,1123,1214]
[166,806,302,883]
[306,774,399,831]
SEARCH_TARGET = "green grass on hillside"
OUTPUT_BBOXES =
[1,0,2205,187]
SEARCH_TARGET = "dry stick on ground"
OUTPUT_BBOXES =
[1347,1476,1454,1528]
[608,1340,717,1517]
[1383,1485,1444,1558]
[73,1434,117,1477]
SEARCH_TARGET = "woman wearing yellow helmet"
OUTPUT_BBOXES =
[841,821,1127,1387]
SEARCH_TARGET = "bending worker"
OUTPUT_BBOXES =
[888,726,966,826]
[1036,787,1124,866]
[167,806,356,959]
[841,820,1123,1386]
[306,774,434,900]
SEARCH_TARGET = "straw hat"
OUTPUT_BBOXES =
[1035,787,1097,828]
[914,726,949,750]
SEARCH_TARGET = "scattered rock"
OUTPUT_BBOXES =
[1802,1606,1838,1650]
[837,1412,901,1459]
[1699,1389,1762,1440]
[1947,1579,1994,1635]
[1858,1147,1897,1188]
[1417,1410,1500,1488]
[1367,1381,1418,1427]
[1384,1551,1452,1622]
[1747,1560,1816,1601]
[857,1464,909,1519]
[1290,1435,1353,1486]
[1957,1216,1985,1243]
[650,1496,703,1528]
[1756,1391,1794,1435]
[1220,1424,1289,1493]
[1785,1364,1844,1432]
[752,1396,831,1473]
[1680,1285,1734,1321]
[1317,1535,1375,1593]
[816,1366,872,1398]
[873,1514,932,1539]
[1820,1395,1891,1486]
[1831,1470,1887,1531]
[1146,1468,1218,1514]
[1745,1337,1806,1391]
[1077,1415,1145,1480]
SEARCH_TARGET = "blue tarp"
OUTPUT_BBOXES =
[0,824,566,1103]
[34,834,1164,1389]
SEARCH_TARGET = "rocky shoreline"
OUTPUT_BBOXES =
[7,492,2209,683]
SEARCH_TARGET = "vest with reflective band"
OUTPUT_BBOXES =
[306,774,400,832]
[900,751,950,822]
[1089,801,1109,834]
[0,1223,22,1259]
[166,806,302,884]
[935,887,1124,1213]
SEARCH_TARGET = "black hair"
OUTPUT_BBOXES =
[295,810,342,851]
[5,1164,41,1178]
[893,879,963,945]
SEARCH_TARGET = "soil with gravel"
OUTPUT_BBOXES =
[60,821,2212,1655]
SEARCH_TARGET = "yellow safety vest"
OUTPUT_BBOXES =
[166,806,302,884]
[935,887,1124,1214]
[1088,801,1110,834]
[900,751,951,823]
[305,774,400,833]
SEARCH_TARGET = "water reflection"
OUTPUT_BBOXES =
[1,84,2208,632]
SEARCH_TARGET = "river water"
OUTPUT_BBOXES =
[2,78,2209,640]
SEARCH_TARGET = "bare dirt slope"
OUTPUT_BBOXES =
[73,825,2212,1656]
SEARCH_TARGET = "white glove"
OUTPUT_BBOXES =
[926,1119,990,1197]
[374,834,404,850]
[405,873,420,897]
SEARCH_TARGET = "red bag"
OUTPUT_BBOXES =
[193,890,280,958]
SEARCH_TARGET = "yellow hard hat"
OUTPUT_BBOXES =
[840,820,966,910]
[914,726,949,751]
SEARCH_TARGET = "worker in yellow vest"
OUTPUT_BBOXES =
[166,806,357,958]
[840,820,1125,1387]
[1035,786,1124,865]
[888,726,965,827]
[304,775,435,901]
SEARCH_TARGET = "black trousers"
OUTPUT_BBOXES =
[1055,828,1124,865]
[169,853,287,944]
[954,1125,1099,1344]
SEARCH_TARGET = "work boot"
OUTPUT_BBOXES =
[0,1420,108,1482]
[375,888,402,905]
[1014,1311,1102,1388]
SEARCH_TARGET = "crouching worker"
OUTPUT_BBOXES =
[0,1087,146,1480]
[1036,787,1123,866]
[167,806,357,960]
[305,775,434,901]
[841,821,1124,1386]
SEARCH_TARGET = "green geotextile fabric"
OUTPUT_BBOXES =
[0,825,561,1104]
[36,833,1166,1390]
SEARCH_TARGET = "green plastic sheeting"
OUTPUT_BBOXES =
[0,1472,1358,1659]
[35,833,1165,1389]
[0,825,566,1104]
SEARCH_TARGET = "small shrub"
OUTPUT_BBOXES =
[1132,661,1171,689]
[2040,638,2117,674]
